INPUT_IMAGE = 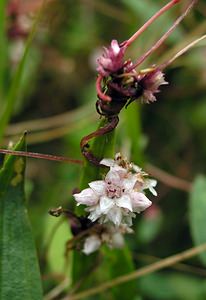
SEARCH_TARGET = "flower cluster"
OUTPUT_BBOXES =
[96,40,125,77]
[138,69,168,103]
[95,0,192,106]
[96,39,167,106]
[73,153,157,254]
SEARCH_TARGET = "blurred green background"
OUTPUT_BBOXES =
[1,0,206,299]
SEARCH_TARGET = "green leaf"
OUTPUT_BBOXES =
[189,175,206,265]
[0,135,43,300]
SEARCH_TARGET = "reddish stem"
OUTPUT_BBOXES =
[128,0,197,71]
[123,0,181,49]
[96,74,111,102]
[0,149,83,165]
[80,116,119,165]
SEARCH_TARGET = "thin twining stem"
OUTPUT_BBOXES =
[123,0,181,48]
[80,116,119,165]
[145,163,192,192]
[96,74,111,102]
[0,149,83,165]
[160,34,206,69]
[128,0,197,71]
[64,243,206,300]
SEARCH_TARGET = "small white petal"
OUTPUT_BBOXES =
[73,188,98,206]
[146,179,157,188]
[99,196,114,214]
[105,170,121,184]
[149,186,157,196]
[143,179,157,196]
[131,192,152,213]
[100,158,115,167]
[111,165,127,177]
[122,176,137,191]
[89,180,106,195]
[88,209,100,222]
[116,195,133,211]
[111,40,120,55]
[82,235,101,255]
[107,206,122,226]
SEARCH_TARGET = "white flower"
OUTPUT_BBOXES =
[82,224,132,255]
[82,235,101,255]
[73,153,156,227]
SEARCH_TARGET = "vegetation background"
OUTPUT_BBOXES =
[1,0,206,299]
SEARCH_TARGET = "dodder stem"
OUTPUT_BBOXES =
[0,149,83,165]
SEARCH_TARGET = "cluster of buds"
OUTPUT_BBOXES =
[95,0,196,116]
[97,40,167,106]
[73,153,157,254]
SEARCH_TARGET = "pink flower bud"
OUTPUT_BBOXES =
[139,69,168,103]
[97,40,125,76]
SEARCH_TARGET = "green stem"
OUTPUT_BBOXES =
[73,118,116,287]
[72,117,137,299]
[124,102,144,165]
[76,118,116,216]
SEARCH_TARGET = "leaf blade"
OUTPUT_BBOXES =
[0,136,43,300]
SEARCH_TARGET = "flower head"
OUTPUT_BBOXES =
[139,69,168,103]
[74,153,156,227]
[73,153,157,254]
[96,40,125,76]
[95,0,195,109]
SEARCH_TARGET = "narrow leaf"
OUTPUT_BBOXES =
[0,135,43,300]
[189,175,206,265]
